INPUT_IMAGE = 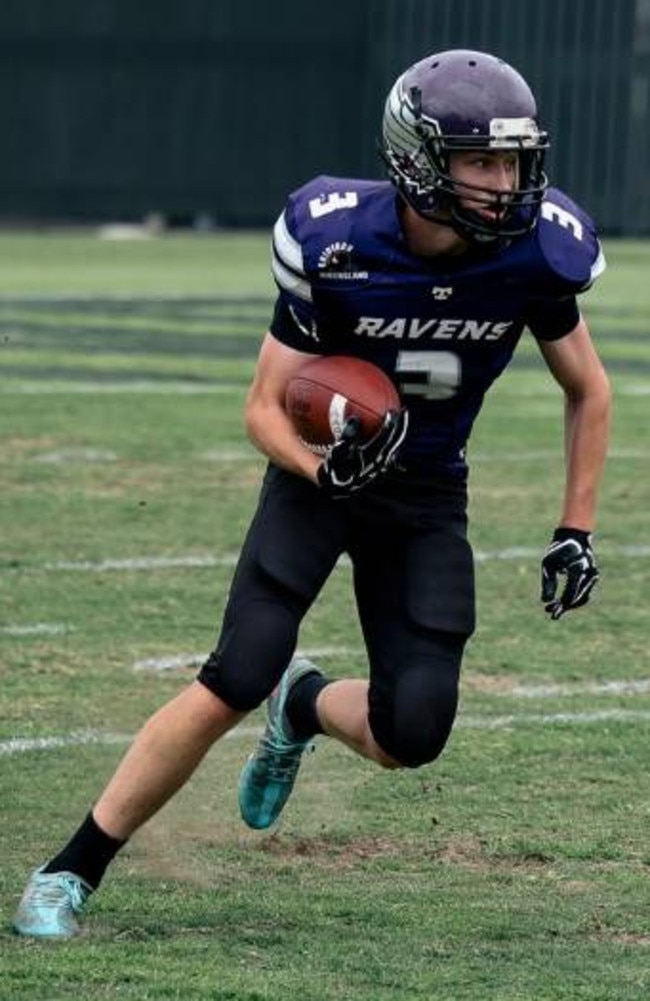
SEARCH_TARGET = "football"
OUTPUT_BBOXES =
[285,355,400,451]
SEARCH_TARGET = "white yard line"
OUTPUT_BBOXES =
[3,709,650,758]
[511,678,650,698]
[473,544,650,561]
[0,725,263,757]
[459,709,650,729]
[33,543,650,574]
[45,555,239,572]
[4,381,650,397]
[133,646,358,673]
[0,622,73,636]
[0,382,242,395]
[132,651,650,705]
[132,653,207,672]
[0,731,132,756]
[15,445,649,466]
[471,447,650,462]
[32,449,117,464]
[5,625,644,705]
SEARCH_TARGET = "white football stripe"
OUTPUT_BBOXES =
[328,393,348,439]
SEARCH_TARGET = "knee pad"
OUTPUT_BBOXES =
[199,596,302,711]
[369,641,462,768]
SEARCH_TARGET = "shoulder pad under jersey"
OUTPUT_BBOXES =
[535,187,606,294]
[271,175,391,303]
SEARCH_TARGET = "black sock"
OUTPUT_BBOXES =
[286,671,330,739]
[43,811,126,890]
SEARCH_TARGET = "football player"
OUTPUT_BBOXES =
[14,49,610,937]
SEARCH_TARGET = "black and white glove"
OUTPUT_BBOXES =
[317,409,409,499]
[541,527,599,620]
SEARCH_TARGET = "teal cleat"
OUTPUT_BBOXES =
[238,658,321,830]
[13,867,93,938]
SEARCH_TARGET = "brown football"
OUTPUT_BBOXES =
[285,355,400,451]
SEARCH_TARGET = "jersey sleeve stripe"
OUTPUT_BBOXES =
[590,242,607,282]
[273,212,305,275]
[271,253,313,302]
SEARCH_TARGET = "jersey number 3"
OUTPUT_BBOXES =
[308,192,359,218]
[396,351,461,400]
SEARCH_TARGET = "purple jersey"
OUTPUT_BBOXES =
[270,176,605,478]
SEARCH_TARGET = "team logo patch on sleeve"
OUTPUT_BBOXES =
[317,242,369,280]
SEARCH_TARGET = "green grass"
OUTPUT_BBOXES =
[1,233,649,1000]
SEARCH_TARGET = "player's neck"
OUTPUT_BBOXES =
[401,203,471,259]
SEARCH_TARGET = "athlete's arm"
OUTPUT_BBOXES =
[537,316,611,531]
[245,331,323,483]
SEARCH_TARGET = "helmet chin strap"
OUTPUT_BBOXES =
[450,205,511,247]
[402,189,509,250]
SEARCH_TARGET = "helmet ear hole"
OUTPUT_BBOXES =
[381,48,549,244]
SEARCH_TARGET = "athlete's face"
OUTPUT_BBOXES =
[401,149,521,257]
[449,150,519,220]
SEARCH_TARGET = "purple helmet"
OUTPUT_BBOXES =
[381,49,549,244]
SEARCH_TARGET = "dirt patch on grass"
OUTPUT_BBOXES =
[257,832,401,869]
[255,832,557,875]
[589,931,650,946]
[429,835,495,871]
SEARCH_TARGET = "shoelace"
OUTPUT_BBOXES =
[257,734,307,780]
[62,876,90,911]
[252,672,315,780]
[31,874,88,912]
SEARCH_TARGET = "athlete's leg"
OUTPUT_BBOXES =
[92,466,347,841]
[94,682,243,840]
[14,681,245,937]
[308,479,475,768]
[228,468,350,830]
[314,678,400,767]
[14,466,346,934]
[351,487,475,767]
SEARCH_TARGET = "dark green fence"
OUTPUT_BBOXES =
[0,0,646,233]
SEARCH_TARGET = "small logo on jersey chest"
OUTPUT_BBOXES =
[431,286,453,300]
[317,242,368,281]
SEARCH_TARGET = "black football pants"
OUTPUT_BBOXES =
[199,463,475,767]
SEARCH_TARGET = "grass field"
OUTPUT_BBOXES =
[1,232,649,1001]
